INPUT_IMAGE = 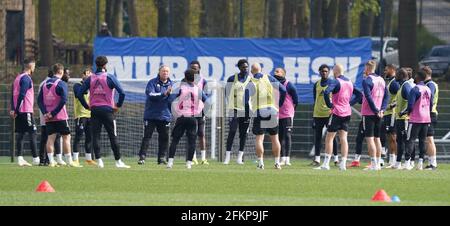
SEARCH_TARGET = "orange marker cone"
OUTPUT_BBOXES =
[371,189,391,202]
[35,180,55,193]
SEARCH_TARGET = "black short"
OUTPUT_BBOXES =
[15,113,37,133]
[427,113,437,137]
[327,114,351,132]
[363,115,382,137]
[196,116,206,137]
[46,120,71,135]
[383,114,396,133]
[252,115,278,136]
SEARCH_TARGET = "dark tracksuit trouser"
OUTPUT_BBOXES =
[168,117,198,161]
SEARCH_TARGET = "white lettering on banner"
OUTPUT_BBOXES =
[197,56,223,80]
[284,57,310,84]
[106,56,134,80]
[105,55,363,83]
[248,57,274,75]
[162,56,187,80]
[134,56,162,79]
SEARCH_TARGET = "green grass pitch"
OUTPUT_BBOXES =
[0,157,449,206]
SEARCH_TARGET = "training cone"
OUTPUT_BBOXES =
[371,189,391,202]
[391,195,401,202]
[35,180,55,193]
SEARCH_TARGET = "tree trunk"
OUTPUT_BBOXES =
[172,0,190,37]
[323,0,338,37]
[155,0,170,37]
[38,0,53,66]
[384,0,394,36]
[311,0,323,38]
[127,0,139,36]
[297,0,309,37]
[337,0,350,38]
[105,0,115,29]
[266,0,283,38]
[398,0,417,69]
[111,0,123,37]
[201,0,235,37]
[359,10,374,36]
[282,0,297,38]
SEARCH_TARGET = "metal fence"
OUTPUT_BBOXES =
[2,83,450,161]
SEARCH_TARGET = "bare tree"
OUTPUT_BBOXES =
[155,0,170,37]
[105,0,115,29]
[384,0,394,36]
[127,0,140,36]
[282,0,297,38]
[359,10,374,36]
[111,0,123,37]
[172,0,190,37]
[323,0,339,37]
[38,0,53,66]
[337,0,350,38]
[297,0,309,37]
[311,0,323,38]
[266,0,283,38]
[200,0,235,37]
[398,0,417,69]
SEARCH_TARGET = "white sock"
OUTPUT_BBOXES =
[237,151,244,162]
[275,157,280,164]
[186,161,192,167]
[33,157,40,162]
[391,154,396,165]
[334,155,339,162]
[389,154,395,164]
[192,151,197,161]
[168,158,174,165]
[56,154,63,162]
[314,155,320,163]
[280,156,286,163]
[85,153,92,161]
[419,158,423,165]
[64,154,73,164]
[377,157,381,166]
[323,154,331,167]
[341,157,347,165]
[97,158,104,166]
[18,156,24,162]
[73,152,79,161]
[225,151,231,162]
[201,150,206,161]
[354,154,361,161]
[48,153,54,163]
[286,157,290,164]
[258,157,264,165]
[432,156,437,167]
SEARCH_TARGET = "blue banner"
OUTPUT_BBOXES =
[94,37,371,103]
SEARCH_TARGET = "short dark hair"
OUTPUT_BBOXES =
[95,56,108,68]
[52,63,64,75]
[319,64,330,72]
[190,60,201,68]
[397,68,408,80]
[386,64,397,70]
[416,70,427,81]
[23,58,35,65]
[47,67,54,78]
[185,69,196,82]
[237,59,248,68]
